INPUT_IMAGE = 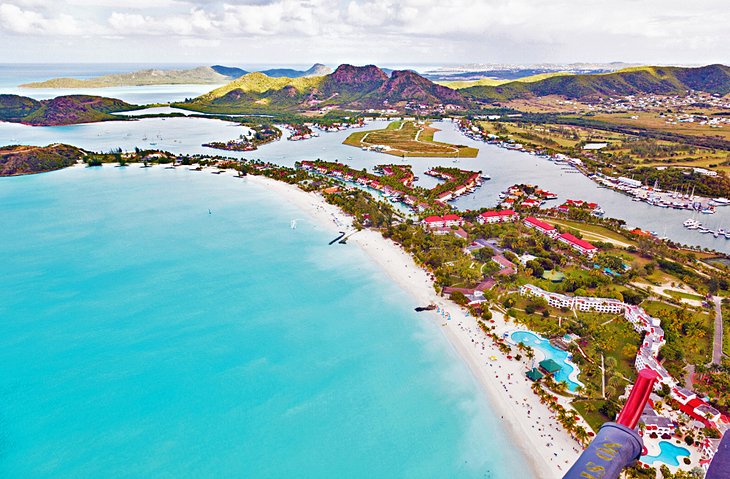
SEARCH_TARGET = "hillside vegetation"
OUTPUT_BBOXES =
[0,144,85,176]
[462,64,730,102]
[180,64,469,113]
[0,94,139,126]
[438,72,573,89]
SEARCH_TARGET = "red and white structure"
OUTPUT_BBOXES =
[523,216,558,238]
[477,209,519,224]
[520,284,675,388]
[557,232,598,257]
[421,214,463,229]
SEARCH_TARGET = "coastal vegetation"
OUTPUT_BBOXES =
[8,142,729,475]
[0,144,84,176]
[466,116,730,196]
[343,121,478,157]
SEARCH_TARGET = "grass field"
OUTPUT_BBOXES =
[543,218,637,248]
[477,115,730,175]
[343,121,479,158]
[663,289,705,302]
[572,399,611,432]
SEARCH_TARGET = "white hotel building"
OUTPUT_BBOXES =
[520,284,674,387]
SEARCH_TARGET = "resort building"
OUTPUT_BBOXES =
[640,405,676,436]
[422,215,463,228]
[676,397,723,430]
[573,296,625,314]
[523,216,558,238]
[526,368,544,382]
[422,216,446,228]
[635,351,674,387]
[521,284,676,388]
[477,209,518,224]
[442,214,463,227]
[519,284,574,309]
[538,359,562,377]
[557,233,598,257]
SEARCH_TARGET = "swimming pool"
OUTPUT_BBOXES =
[641,441,690,467]
[510,330,583,392]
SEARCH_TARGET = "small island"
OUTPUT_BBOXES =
[343,120,479,158]
[0,94,140,126]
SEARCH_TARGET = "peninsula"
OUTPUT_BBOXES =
[19,64,332,89]
[343,120,479,157]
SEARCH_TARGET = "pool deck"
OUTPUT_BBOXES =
[640,439,696,471]
[505,327,585,392]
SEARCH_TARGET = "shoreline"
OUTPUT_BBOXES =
[244,172,584,479]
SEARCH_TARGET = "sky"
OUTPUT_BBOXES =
[0,0,728,67]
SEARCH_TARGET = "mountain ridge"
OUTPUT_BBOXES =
[461,64,730,102]
[20,64,333,89]
[181,64,469,113]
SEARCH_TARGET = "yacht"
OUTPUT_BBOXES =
[683,219,700,229]
[591,206,605,217]
[481,174,491,180]
[710,197,730,206]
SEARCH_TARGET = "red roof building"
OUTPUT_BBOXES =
[558,233,598,256]
[478,209,518,224]
[422,216,445,228]
[524,217,558,237]
[442,214,463,226]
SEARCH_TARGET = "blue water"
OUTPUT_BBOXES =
[510,331,582,391]
[641,441,690,466]
[0,166,532,478]
[1,114,727,253]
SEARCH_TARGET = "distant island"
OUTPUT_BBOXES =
[0,94,139,126]
[19,64,332,89]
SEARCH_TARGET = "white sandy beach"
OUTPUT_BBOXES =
[244,173,585,479]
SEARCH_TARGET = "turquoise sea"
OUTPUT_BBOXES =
[0,166,532,478]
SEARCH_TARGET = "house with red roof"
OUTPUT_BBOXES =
[442,214,463,227]
[558,233,598,256]
[477,209,519,224]
[523,217,558,237]
[422,216,445,228]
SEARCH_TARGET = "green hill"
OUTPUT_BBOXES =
[438,72,573,89]
[179,64,469,113]
[461,64,730,102]
[0,144,85,176]
[0,94,139,126]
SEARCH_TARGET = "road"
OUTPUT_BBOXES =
[711,296,724,365]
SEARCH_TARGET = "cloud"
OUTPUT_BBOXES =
[0,3,87,34]
[108,7,216,35]
[0,0,728,64]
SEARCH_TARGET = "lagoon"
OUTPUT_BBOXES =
[1,113,727,253]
